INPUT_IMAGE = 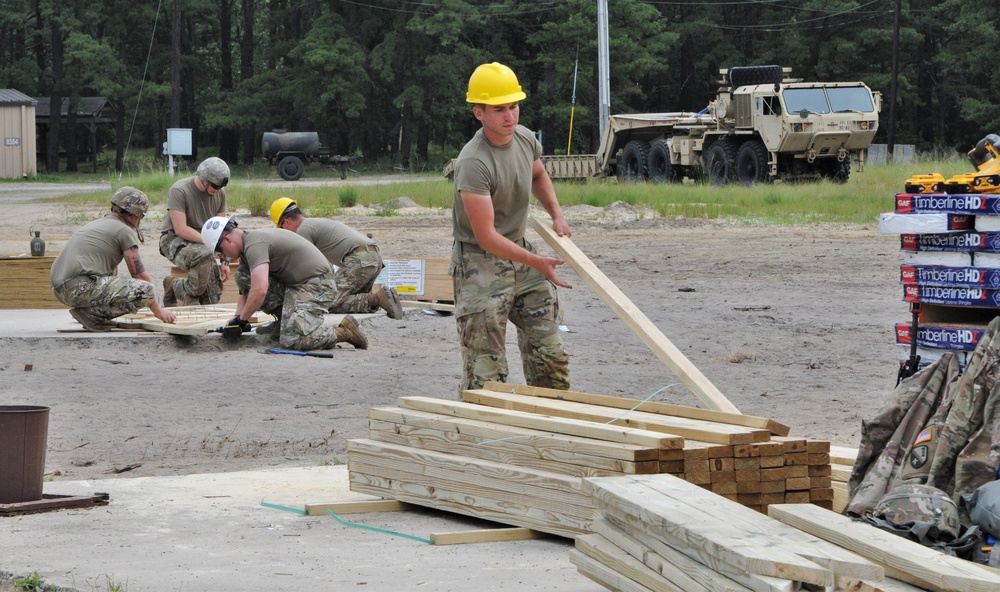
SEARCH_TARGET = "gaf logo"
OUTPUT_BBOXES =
[896,195,913,212]
[901,266,916,282]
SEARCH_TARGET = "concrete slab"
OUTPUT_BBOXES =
[1,466,601,591]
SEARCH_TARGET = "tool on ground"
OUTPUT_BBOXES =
[266,348,333,358]
[210,325,243,340]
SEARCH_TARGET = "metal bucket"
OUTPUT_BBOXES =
[0,405,49,504]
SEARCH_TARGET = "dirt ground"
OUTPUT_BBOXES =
[0,184,906,483]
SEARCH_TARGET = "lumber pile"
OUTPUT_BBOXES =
[347,382,838,538]
[0,253,64,309]
[572,473,998,592]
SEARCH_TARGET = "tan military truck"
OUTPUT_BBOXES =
[445,66,881,185]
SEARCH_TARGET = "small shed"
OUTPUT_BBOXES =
[0,89,38,179]
[35,96,114,170]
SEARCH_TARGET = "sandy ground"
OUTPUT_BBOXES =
[0,182,905,483]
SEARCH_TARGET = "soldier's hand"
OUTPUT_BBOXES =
[155,308,177,324]
[227,315,252,333]
[539,256,572,289]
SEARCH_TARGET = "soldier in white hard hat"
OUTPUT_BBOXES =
[451,62,572,393]
[201,215,367,351]
[159,156,231,307]
[50,187,177,331]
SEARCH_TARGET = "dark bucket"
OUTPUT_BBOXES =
[0,405,50,504]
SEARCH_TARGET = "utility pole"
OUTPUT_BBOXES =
[887,0,901,163]
[597,0,610,136]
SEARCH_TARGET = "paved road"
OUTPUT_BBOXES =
[0,174,438,204]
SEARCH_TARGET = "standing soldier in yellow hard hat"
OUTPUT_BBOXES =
[50,187,177,330]
[267,197,403,320]
[450,62,573,393]
[159,157,231,306]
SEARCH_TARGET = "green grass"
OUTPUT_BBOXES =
[8,156,977,226]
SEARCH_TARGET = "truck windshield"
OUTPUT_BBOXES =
[783,88,830,115]
[826,86,875,113]
[783,86,875,115]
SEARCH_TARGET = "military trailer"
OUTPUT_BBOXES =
[445,66,881,185]
[261,130,359,181]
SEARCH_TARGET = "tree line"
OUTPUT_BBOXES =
[1,0,997,173]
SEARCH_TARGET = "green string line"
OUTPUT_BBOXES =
[260,500,433,544]
[260,500,308,515]
[326,509,433,544]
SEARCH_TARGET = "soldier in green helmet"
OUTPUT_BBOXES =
[50,187,177,331]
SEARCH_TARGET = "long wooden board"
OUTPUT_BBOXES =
[528,217,739,413]
[768,503,999,592]
[483,381,788,435]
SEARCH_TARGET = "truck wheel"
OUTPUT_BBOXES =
[647,140,678,183]
[703,140,737,185]
[736,140,770,185]
[278,155,305,181]
[617,141,649,182]
[726,65,784,88]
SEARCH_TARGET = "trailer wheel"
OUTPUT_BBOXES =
[703,140,737,185]
[736,140,770,185]
[647,140,678,183]
[278,155,305,181]
[617,141,649,182]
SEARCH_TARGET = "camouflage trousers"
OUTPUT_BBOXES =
[236,265,340,350]
[449,239,569,394]
[52,274,154,324]
[330,247,383,314]
[159,231,223,304]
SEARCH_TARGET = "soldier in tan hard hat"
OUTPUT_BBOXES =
[451,62,572,393]
[159,156,231,307]
[50,187,177,331]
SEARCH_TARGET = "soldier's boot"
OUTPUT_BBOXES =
[372,285,404,319]
[335,315,368,349]
[162,276,178,307]
[69,308,115,332]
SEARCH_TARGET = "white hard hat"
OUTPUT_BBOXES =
[201,216,236,252]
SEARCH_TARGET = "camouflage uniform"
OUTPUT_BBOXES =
[235,229,342,351]
[295,218,383,314]
[450,239,569,392]
[849,315,1000,524]
[50,214,154,325]
[159,175,226,304]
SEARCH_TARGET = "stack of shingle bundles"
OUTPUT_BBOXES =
[883,192,1000,372]
[573,473,978,592]
[348,382,829,538]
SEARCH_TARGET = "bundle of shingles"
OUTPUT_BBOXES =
[572,474,999,592]
[346,381,836,538]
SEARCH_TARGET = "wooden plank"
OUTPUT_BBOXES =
[590,518,758,592]
[484,381,788,435]
[0,254,64,309]
[396,396,682,449]
[601,512,798,592]
[463,389,767,445]
[370,407,659,462]
[585,477,835,586]
[576,533,704,592]
[400,300,454,312]
[528,216,739,413]
[767,503,999,592]
[429,527,543,545]
[829,446,859,467]
[304,499,408,516]
[623,474,883,581]
[569,548,660,592]
[348,469,590,538]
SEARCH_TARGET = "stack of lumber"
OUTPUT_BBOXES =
[347,382,837,538]
[572,473,998,592]
[0,253,63,309]
[830,445,860,514]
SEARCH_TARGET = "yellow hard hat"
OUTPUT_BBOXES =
[466,62,526,105]
[270,197,297,227]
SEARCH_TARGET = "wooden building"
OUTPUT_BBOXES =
[0,89,37,179]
